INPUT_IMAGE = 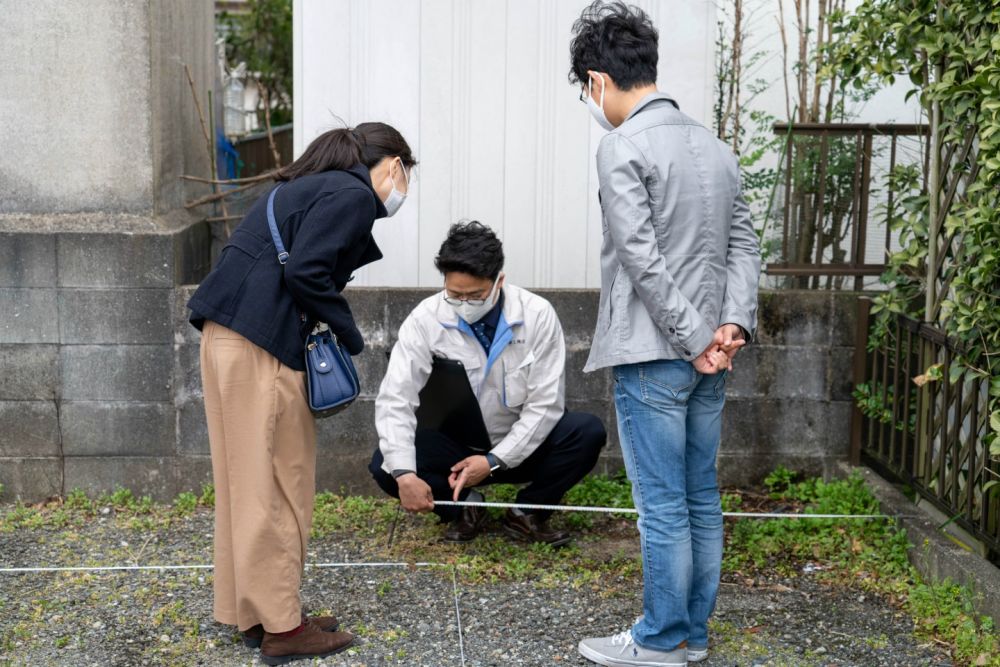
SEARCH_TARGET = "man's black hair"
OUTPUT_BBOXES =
[435,221,505,281]
[568,1,658,91]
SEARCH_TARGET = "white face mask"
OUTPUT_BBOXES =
[446,276,502,324]
[382,158,409,217]
[586,73,615,132]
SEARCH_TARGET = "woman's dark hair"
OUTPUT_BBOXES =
[434,221,505,281]
[275,121,416,181]
[568,1,658,91]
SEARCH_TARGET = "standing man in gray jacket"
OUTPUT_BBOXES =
[569,3,761,666]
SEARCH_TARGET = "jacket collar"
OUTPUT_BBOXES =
[344,163,389,218]
[623,91,680,123]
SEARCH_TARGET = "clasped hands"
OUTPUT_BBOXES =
[396,454,493,513]
[692,323,746,374]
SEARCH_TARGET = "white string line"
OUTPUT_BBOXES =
[0,561,454,575]
[0,503,898,574]
[434,499,892,520]
[451,565,467,667]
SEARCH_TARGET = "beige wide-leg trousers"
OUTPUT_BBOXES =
[200,321,316,633]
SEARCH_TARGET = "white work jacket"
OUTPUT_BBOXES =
[376,284,566,474]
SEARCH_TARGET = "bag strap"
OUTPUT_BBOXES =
[266,184,289,265]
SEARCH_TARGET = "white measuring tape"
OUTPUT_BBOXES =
[434,499,891,520]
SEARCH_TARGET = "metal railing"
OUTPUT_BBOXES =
[851,298,999,560]
[767,123,929,290]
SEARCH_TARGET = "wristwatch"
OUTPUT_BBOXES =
[484,453,502,475]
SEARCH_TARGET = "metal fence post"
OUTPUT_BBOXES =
[849,296,873,465]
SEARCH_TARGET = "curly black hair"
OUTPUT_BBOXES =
[434,221,505,281]
[568,1,658,91]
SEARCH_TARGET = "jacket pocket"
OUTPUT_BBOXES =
[605,266,624,331]
[218,229,269,313]
[503,359,530,408]
[611,268,632,339]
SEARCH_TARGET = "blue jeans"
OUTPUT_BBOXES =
[613,360,727,651]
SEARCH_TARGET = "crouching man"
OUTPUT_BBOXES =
[369,221,606,545]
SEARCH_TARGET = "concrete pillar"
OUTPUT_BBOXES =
[0,1,215,500]
[0,0,214,215]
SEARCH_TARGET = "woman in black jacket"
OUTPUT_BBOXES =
[188,123,415,665]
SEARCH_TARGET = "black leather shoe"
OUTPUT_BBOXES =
[501,508,572,547]
[443,504,488,542]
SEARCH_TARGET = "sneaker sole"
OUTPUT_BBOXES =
[687,648,708,662]
[577,640,686,667]
[501,524,572,548]
[260,636,354,666]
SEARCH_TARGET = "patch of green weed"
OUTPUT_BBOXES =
[727,467,998,665]
[907,581,998,665]
[199,482,215,507]
[173,492,198,517]
[562,471,635,528]
[311,492,398,537]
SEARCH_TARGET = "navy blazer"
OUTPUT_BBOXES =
[188,164,387,370]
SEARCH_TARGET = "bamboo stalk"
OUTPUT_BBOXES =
[732,0,743,153]
[259,82,282,167]
[811,0,828,122]
[180,172,275,186]
[185,64,213,164]
[185,182,258,209]
[776,0,792,121]
[208,89,231,234]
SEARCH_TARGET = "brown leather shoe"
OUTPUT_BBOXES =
[502,508,572,547]
[443,504,488,542]
[242,613,340,649]
[260,622,354,665]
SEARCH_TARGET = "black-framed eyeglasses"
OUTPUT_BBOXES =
[443,293,492,307]
[444,296,488,307]
[443,279,497,307]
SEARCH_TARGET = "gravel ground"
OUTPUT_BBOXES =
[0,509,954,666]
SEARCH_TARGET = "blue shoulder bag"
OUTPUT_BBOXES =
[266,184,360,416]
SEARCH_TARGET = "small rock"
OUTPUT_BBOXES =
[159,634,170,643]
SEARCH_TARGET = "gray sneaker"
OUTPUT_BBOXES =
[687,646,708,662]
[578,630,687,667]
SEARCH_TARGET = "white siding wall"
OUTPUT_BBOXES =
[294,0,717,287]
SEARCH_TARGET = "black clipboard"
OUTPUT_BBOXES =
[415,356,493,451]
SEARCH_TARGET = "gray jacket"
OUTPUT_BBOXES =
[584,92,761,372]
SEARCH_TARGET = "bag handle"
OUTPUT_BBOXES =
[266,184,289,265]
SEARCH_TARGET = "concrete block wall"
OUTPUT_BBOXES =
[0,216,210,501]
[170,287,860,498]
[1,254,861,500]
